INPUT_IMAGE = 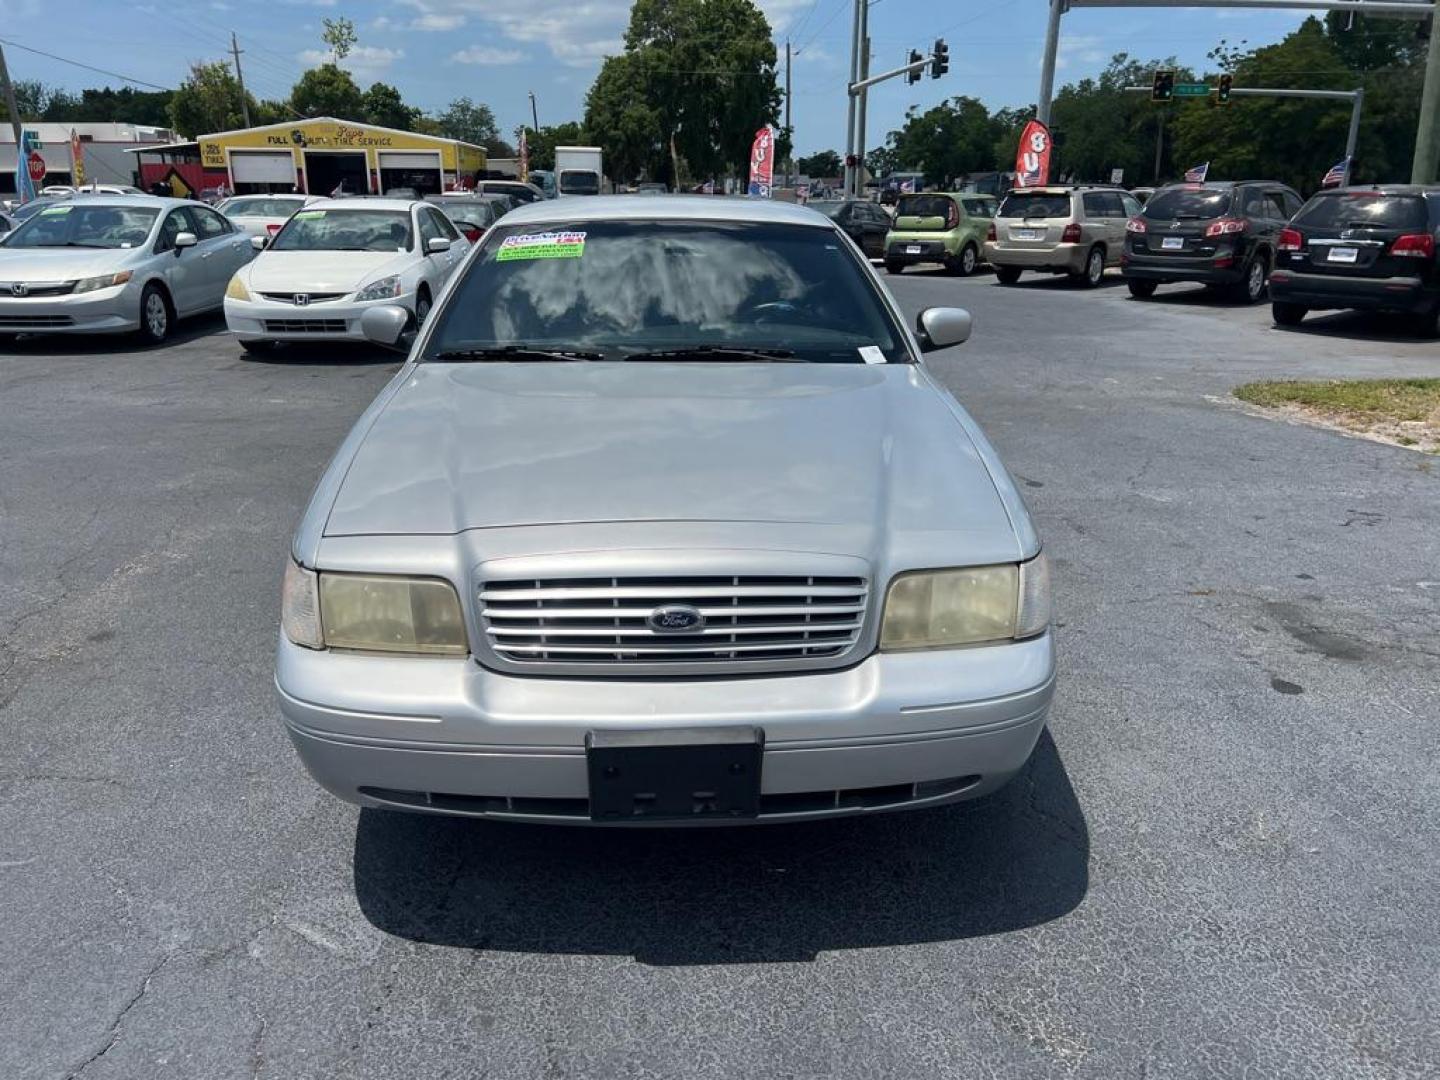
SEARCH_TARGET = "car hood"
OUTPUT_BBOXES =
[0,246,137,280]
[245,250,411,293]
[323,362,1021,558]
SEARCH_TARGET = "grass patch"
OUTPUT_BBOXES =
[1233,379,1440,452]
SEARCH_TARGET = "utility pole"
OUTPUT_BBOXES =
[529,91,539,134]
[0,42,24,186]
[855,36,871,197]
[1415,16,1440,181]
[784,40,792,190]
[1038,0,1064,127]
[230,32,251,128]
[844,0,863,196]
[1153,107,1165,182]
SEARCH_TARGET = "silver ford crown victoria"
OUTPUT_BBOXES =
[277,196,1054,825]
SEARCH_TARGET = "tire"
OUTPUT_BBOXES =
[136,284,171,345]
[1271,301,1307,327]
[994,266,1022,285]
[1071,247,1104,288]
[1233,253,1269,304]
[1410,304,1440,339]
[1127,279,1158,299]
[956,243,979,277]
[885,260,904,275]
[414,288,433,326]
[239,339,276,355]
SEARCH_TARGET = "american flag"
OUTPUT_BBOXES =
[1321,157,1351,188]
[1183,162,1210,183]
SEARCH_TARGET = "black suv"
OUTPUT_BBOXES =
[1269,185,1440,335]
[1122,180,1304,303]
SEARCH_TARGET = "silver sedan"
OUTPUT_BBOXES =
[0,195,253,344]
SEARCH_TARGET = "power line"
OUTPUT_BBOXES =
[0,37,172,91]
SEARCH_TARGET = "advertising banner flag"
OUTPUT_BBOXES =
[70,129,86,188]
[1013,120,1051,188]
[16,129,38,204]
[747,126,774,198]
[518,129,528,183]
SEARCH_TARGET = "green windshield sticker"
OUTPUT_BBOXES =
[496,231,586,261]
[40,205,73,216]
[292,210,325,221]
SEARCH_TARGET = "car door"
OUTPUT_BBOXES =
[864,203,891,255]
[153,208,205,315]
[1100,192,1131,261]
[188,205,250,308]
[417,207,463,286]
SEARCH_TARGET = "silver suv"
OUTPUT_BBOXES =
[275,197,1055,827]
[985,186,1143,287]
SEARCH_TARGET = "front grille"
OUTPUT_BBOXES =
[263,318,348,333]
[0,281,75,297]
[479,574,870,668]
[259,292,346,304]
[0,314,74,327]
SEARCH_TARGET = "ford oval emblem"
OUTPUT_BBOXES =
[647,605,705,634]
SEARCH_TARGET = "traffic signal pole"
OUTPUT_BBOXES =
[1125,85,1365,162]
[1042,0,1434,177]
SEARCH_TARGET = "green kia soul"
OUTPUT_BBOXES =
[884,193,998,276]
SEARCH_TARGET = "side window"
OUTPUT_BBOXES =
[155,209,188,252]
[417,209,444,247]
[963,199,994,218]
[1082,192,1106,219]
[1097,192,1125,218]
[191,207,230,239]
[1264,192,1290,219]
[1280,191,1303,219]
[429,207,460,240]
[1241,188,1265,217]
[1120,194,1143,218]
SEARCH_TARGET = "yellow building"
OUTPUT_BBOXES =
[190,117,486,196]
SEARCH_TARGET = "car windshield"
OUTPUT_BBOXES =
[433,201,495,226]
[559,171,600,196]
[5,204,158,248]
[1144,187,1233,220]
[12,198,67,221]
[1293,193,1426,231]
[423,219,910,364]
[808,200,848,220]
[219,197,304,218]
[997,192,1071,218]
[270,209,412,252]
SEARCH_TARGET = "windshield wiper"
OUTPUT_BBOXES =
[430,346,605,363]
[622,346,802,363]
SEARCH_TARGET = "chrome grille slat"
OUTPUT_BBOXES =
[478,573,869,671]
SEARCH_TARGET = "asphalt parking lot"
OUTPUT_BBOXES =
[2,274,1437,1079]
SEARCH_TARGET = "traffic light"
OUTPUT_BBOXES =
[1151,70,1175,102]
[930,39,949,80]
[906,49,923,85]
[1216,73,1233,105]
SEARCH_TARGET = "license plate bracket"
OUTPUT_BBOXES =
[1012,228,1040,241]
[1161,236,1185,251]
[1328,246,1358,263]
[905,244,922,255]
[586,727,764,822]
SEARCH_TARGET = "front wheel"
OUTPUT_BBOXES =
[994,266,1022,285]
[136,284,171,345]
[414,289,433,326]
[884,260,904,275]
[1271,301,1307,327]
[1127,279,1158,299]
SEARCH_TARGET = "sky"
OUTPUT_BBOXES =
[0,0,1311,155]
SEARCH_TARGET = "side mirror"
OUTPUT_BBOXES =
[915,307,972,353]
[174,231,198,252]
[360,304,414,353]
[426,236,452,254]
[250,234,268,251]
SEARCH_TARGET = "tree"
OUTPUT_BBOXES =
[363,82,416,130]
[291,64,365,120]
[436,96,502,149]
[1,80,59,122]
[322,17,358,62]
[169,61,254,136]
[796,150,841,177]
[522,122,586,172]
[886,96,1001,187]
[584,52,663,183]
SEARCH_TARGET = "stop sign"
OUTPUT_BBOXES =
[27,151,45,183]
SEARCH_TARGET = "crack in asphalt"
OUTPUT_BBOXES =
[63,953,171,1079]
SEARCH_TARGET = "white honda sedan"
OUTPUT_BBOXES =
[223,198,469,354]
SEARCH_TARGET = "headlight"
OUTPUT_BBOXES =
[73,270,133,294]
[281,560,323,649]
[319,573,468,655]
[355,275,402,302]
[225,274,251,301]
[880,554,1050,650]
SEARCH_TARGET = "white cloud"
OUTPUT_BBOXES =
[450,45,525,64]
[756,0,811,35]
[1055,34,1107,70]
[448,0,627,67]
[298,44,405,79]
[412,12,464,29]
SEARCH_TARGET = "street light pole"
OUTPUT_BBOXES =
[529,91,539,134]
[1038,0,1065,126]
[1414,17,1440,181]
[855,35,871,196]
[784,39,792,190]
[844,0,862,196]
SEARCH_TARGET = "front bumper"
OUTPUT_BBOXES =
[276,632,1056,825]
[0,282,140,335]
[1121,250,1244,285]
[1268,268,1435,314]
[984,242,1085,273]
[224,292,416,342]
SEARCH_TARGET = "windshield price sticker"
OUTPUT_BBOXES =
[858,345,887,365]
[40,205,73,216]
[293,210,325,221]
[496,231,587,262]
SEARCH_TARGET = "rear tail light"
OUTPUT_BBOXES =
[1277,227,1303,252]
[1390,233,1435,259]
[946,205,959,229]
[265,223,282,236]
[986,222,996,242]
[1204,218,1247,238]
[1125,217,1147,234]
[463,227,484,242]
[1061,222,1082,243]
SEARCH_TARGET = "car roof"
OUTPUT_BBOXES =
[315,197,418,212]
[21,194,197,210]
[500,194,833,228]
[1003,185,1122,194]
[1315,184,1440,196]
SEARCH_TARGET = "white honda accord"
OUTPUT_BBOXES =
[222,197,469,354]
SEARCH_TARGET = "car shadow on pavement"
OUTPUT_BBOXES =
[351,730,1088,965]
[0,313,228,354]
[1271,310,1433,344]
[237,341,401,366]
[999,273,1126,291]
